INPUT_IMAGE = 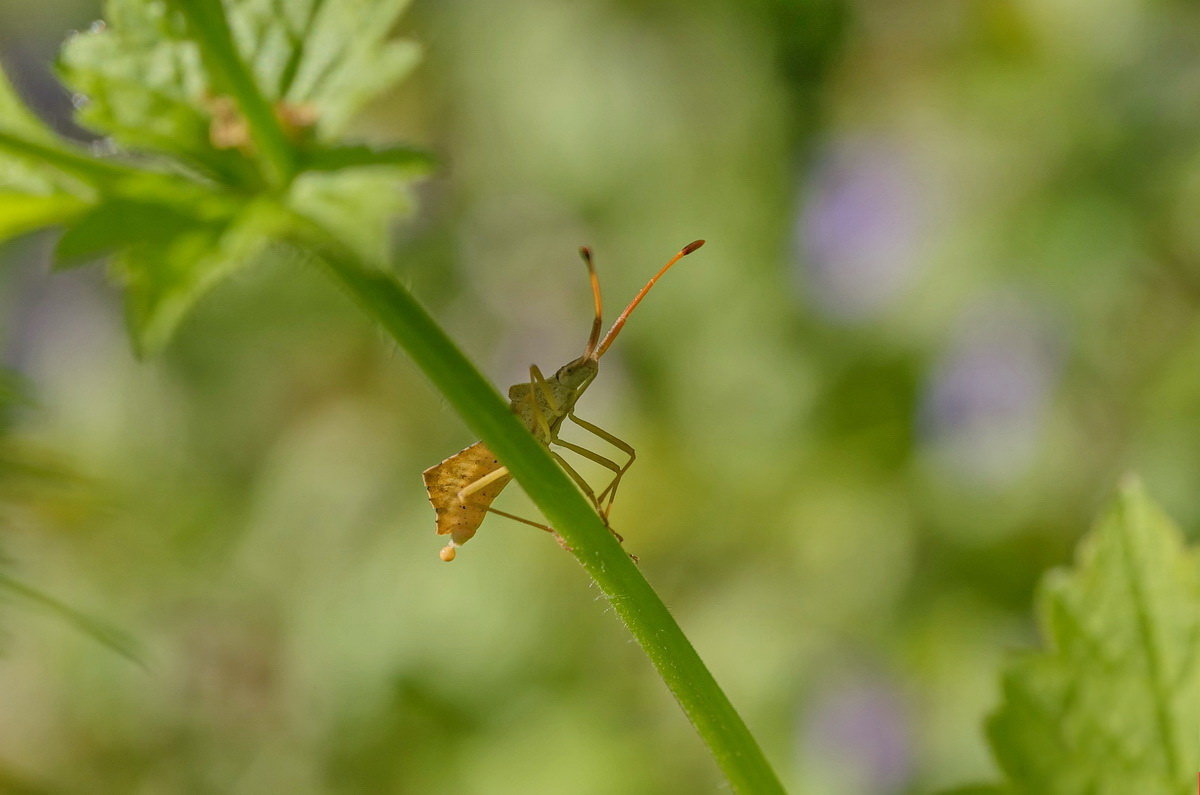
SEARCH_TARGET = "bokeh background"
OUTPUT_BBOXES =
[3,0,1200,792]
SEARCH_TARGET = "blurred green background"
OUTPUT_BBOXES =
[3,0,1200,792]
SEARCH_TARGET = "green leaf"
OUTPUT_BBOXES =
[48,0,428,338]
[61,0,420,160]
[50,177,278,354]
[0,63,91,195]
[247,0,419,137]
[288,169,412,265]
[57,0,259,184]
[54,193,222,266]
[0,61,56,142]
[0,193,89,244]
[985,477,1200,795]
[111,199,274,355]
[297,141,436,173]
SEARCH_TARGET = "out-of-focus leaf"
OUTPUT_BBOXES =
[0,63,88,196]
[112,201,274,355]
[45,0,427,352]
[56,0,257,184]
[245,0,419,137]
[0,572,144,667]
[0,62,55,142]
[54,193,224,266]
[62,0,420,158]
[297,142,435,174]
[985,478,1200,794]
[289,169,411,265]
[0,193,89,244]
[1,59,100,205]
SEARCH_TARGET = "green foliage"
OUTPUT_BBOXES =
[0,3,784,791]
[231,0,421,137]
[986,479,1200,794]
[1,0,431,354]
[0,571,144,667]
[57,0,227,179]
[0,372,142,665]
[0,68,91,232]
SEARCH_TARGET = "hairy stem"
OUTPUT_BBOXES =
[144,4,786,788]
[295,222,785,793]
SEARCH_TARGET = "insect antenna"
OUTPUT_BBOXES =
[579,246,604,358]
[593,239,704,359]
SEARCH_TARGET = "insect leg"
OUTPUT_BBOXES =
[567,412,636,519]
[547,448,602,510]
[527,365,558,442]
[528,365,605,514]
[451,465,572,552]
[546,446,625,543]
[527,366,622,543]
[456,466,511,502]
[484,507,572,552]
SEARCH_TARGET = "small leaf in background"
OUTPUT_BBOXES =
[37,0,431,352]
[112,200,275,356]
[60,0,421,159]
[0,63,94,234]
[56,0,257,184]
[0,193,88,244]
[238,0,420,138]
[985,477,1200,794]
[0,63,55,144]
[289,169,413,265]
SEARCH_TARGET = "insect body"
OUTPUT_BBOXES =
[423,240,705,561]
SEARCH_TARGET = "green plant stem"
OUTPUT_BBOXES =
[150,7,785,788]
[169,0,296,188]
[295,221,786,794]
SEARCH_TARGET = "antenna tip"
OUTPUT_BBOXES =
[579,246,593,262]
[682,239,705,255]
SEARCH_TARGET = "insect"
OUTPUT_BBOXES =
[423,239,705,561]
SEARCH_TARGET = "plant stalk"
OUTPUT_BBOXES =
[154,4,787,786]
[298,224,786,794]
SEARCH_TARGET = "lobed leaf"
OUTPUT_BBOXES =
[39,0,430,353]
[0,193,89,244]
[0,64,91,202]
[57,1,220,168]
[263,0,419,137]
[985,478,1200,794]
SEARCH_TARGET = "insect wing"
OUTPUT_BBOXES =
[422,441,512,547]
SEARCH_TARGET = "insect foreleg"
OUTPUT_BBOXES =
[527,365,559,442]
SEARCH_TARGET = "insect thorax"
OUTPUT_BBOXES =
[507,358,597,442]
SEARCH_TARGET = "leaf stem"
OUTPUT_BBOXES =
[168,0,296,188]
[294,220,786,794]
[0,128,128,185]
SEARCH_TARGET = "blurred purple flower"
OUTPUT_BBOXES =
[800,674,912,793]
[920,293,1058,485]
[796,139,926,320]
